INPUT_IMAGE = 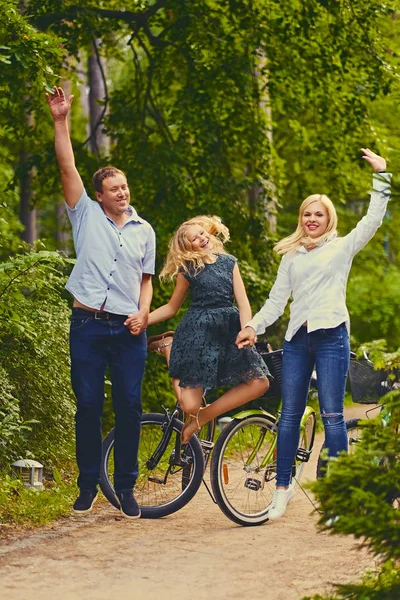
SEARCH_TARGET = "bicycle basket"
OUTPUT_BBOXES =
[348,357,388,404]
[255,343,283,398]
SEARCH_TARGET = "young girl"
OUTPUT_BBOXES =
[146,215,270,443]
[237,148,391,520]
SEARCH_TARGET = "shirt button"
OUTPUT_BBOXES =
[120,244,122,248]
[107,287,110,290]
[114,259,117,262]
[110,273,112,276]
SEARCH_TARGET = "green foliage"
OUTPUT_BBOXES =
[0,471,78,528]
[0,0,400,533]
[307,346,400,600]
[0,0,63,96]
[309,561,400,600]
[0,366,33,456]
[0,249,76,467]
[2,0,400,337]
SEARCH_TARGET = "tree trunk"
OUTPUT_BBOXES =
[88,39,108,156]
[19,151,37,246]
[19,109,37,246]
[249,56,277,233]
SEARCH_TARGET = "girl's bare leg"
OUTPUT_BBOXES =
[182,377,269,441]
[179,386,204,415]
[179,386,205,443]
[171,378,181,403]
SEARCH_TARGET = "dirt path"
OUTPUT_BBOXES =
[0,405,375,600]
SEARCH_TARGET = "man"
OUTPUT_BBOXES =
[46,87,155,519]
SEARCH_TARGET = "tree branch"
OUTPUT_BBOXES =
[0,259,44,301]
[32,1,167,36]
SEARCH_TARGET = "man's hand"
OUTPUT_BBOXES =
[45,86,74,121]
[361,148,386,173]
[236,326,257,349]
[124,309,149,336]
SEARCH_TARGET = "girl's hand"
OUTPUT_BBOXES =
[236,326,257,349]
[125,309,149,335]
[361,148,386,172]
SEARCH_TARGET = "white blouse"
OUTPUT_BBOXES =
[247,173,391,341]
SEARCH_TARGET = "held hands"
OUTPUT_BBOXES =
[236,326,257,349]
[45,86,74,121]
[124,309,149,336]
[361,148,386,173]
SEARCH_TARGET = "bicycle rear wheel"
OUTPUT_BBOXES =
[210,414,277,526]
[100,413,204,518]
[316,418,363,478]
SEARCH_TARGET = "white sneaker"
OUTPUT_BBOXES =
[267,487,295,520]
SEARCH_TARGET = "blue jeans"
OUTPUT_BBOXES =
[70,309,147,492]
[277,323,350,487]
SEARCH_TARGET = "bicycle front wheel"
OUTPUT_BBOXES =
[293,410,316,483]
[210,414,277,526]
[100,413,204,518]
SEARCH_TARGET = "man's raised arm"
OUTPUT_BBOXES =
[45,87,84,208]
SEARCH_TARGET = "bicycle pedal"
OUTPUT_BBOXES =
[244,478,262,492]
[296,448,311,463]
[199,440,214,450]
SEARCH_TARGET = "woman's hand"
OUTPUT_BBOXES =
[236,326,257,349]
[361,148,386,172]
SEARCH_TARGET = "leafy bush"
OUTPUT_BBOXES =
[0,471,78,529]
[0,249,76,469]
[307,345,400,600]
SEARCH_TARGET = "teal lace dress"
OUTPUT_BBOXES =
[169,253,270,389]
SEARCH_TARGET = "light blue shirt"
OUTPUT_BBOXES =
[65,189,156,315]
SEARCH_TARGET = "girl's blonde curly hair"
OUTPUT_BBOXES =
[160,215,230,280]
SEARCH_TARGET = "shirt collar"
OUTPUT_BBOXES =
[124,205,145,224]
[101,203,145,225]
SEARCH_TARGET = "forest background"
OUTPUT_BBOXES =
[0,0,400,492]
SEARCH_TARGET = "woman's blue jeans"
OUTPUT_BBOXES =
[70,309,147,493]
[277,323,350,487]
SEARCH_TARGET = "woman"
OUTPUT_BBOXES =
[236,148,391,520]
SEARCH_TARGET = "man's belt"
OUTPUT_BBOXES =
[72,307,128,321]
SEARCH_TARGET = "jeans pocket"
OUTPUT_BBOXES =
[321,323,345,339]
[70,316,91,331]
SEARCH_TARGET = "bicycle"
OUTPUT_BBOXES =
[316,352,399,480]
[100,399,210,519]
[100,333,215,518]
[100,335,317,524]
[209,342,317,526]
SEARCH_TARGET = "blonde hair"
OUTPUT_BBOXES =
[160,215,230,280]
[274,194,338,255]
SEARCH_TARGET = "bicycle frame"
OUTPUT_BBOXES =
[228,405,316,471]
[145,405,183,471]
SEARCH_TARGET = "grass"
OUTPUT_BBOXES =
[0,467,79,534]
